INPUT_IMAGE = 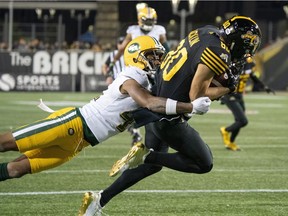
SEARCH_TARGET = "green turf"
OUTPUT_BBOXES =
[0,91,288,216]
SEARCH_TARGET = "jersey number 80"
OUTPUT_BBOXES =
[161,39,188,81]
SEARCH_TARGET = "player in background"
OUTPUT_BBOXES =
[220,57,275,151]
[107,5,170,78]
[109,6,170,69]
[102,36,125,85]
[106,4,170,145]
[0,36,211,183]
[78,15,262,216]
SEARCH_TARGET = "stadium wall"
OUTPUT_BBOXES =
[256,37,288,91]
[0,50,109,92]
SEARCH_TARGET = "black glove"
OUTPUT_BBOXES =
[227,62,243,93]
[264,86,275,94]
[227,69,239,93]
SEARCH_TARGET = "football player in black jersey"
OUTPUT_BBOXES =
[79,15,262,215]
[220,57,274,151]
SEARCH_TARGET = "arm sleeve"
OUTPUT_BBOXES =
[130,108,164,128]
[250,72,265,89]
[105,55,111,65]
[162,41,170,52]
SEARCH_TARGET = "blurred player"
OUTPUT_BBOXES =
[102,36,125,85]
[220,57,275,151]
[0,36,210,183]
[109,6,169,69]
[78,15,262,216]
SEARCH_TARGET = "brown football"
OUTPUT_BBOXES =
[210,73,229,87]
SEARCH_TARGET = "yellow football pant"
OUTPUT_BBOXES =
[13,107,90,174]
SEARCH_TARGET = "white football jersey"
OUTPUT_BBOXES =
[127,25,166,40]
[79,66,151,142]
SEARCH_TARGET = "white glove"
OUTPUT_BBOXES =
[191,97,211,115]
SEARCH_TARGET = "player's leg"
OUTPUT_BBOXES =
[17,108,89,174]
[79,123,168,214]
[220,95,232,146]
[1,107,89,181]
[0,132,19,152]
[0,132,28,181]
[0,152,31,181]
[224,97,247,150]
[101,124,167,206]
[111,120,213,175]
[1,140,88,181]
[225,98,248,137]
[145,120,213,174]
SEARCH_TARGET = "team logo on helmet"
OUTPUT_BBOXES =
[224,27,234,35]
[241,31,260,46]
[127,43,140,53]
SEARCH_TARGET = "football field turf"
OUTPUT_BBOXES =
[0,91,288,216]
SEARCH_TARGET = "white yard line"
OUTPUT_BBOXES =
[1,189,288,196]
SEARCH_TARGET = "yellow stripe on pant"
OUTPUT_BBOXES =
[13,107,90,174]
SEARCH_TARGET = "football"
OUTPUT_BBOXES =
[210,72,229,87]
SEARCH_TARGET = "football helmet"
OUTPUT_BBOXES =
[219,15,262,63]
[138,7,157,32]
[124,35,166,76]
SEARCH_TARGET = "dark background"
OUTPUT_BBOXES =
[0,1,287,44]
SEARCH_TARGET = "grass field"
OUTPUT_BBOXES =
[0,91,288,216]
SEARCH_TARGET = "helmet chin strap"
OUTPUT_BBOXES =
[137,52,156,76]
[144,63,156,77]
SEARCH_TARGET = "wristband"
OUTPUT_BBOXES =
[165,98,177,115]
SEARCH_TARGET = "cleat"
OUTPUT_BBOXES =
[78,191,103,216]
[110,142,150,177]
[220,127,231,147]
[226,142,241,151]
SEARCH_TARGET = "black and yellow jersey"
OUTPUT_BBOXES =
[158,25,231,102]
[236,61,255,94]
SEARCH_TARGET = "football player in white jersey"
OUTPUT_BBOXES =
[111,7,169,68]
[106,6,170,144]
[0,36,211,182]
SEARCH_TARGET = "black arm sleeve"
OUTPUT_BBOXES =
[250,72,265,89]
[130,108,165,128]
[105,56,111,65]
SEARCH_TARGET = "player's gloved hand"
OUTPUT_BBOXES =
[227,69,239,93]
[264,86,275,94]
[191,97,211,115]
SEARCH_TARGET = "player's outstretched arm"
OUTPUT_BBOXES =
[121,79,211,115]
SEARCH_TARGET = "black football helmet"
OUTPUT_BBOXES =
[219,15,262,64]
